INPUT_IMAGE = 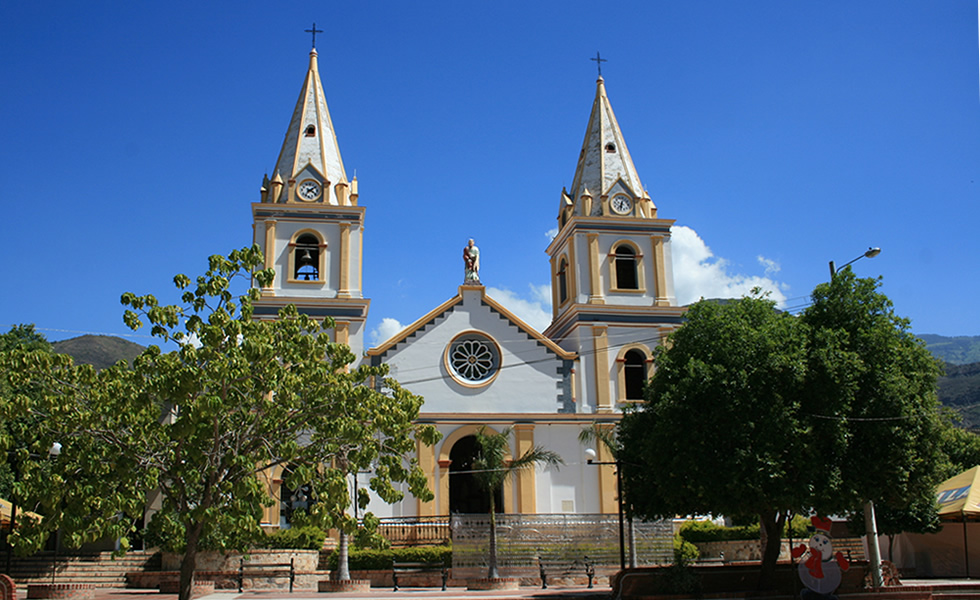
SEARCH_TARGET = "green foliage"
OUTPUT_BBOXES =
[672,535,699,564]
[920,334,980,365]
[0,324,51,353]
[261,526,327,550]
[325,545,452,571]
[0,247,439,600]
[677,517,808,543]
[937,362,980,427]
[620,275,948,589]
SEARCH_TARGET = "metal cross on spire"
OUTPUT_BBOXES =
[305,22,323,48]
[591,51,607,78]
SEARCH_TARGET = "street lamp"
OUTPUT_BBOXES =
[829,247,880,279]
[829,247,884,589]
[585,448,626,570]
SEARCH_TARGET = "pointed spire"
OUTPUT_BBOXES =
[271,49,348,204]
[568,77,645,214]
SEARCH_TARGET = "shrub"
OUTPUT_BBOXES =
[679,516,810,544]
[325,545,452,571]
[673,534,699,564]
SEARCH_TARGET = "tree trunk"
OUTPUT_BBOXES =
[487,492,498,579]
[335,528,351,581]
[758,510,787,591]
[178,523,203,600]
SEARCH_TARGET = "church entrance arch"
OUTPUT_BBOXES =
[449,435,503,514]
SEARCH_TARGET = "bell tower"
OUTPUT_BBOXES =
[544,76,685,413]
[251,48,369,357]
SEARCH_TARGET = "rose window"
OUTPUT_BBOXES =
[447,333,500,385]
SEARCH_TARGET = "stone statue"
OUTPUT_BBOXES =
[463,238,480,283]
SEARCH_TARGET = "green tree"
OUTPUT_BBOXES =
[619,294,808,588]
[472,426,562,579]
[0,247,437,600]
[800,271,945,517]
[620,279,946,590]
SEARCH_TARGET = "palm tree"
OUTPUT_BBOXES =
[472,426,563,579]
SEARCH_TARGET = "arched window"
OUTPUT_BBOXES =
[557,258,568,305]
[614,244,638,290]
[304,125,316,137]
[293,233,320,281]
[623,349,647,400]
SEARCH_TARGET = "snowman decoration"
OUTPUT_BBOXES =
[791,516,850,600]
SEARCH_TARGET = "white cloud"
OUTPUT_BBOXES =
[486,284,552,332]
[671,225,788,307]
[757,255,781,277]
[370,317,406,345]
[545,227,558,241]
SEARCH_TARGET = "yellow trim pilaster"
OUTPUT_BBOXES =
[514,424,536,514]
[338,223,351,298]
[417,438,437,516]
[652,235,669,306]
[587,233,604,304]
[549,255,559,320]
[597,433,618,514]
[593,325,612,412]
[335,321,349,347]
[357,226,364,293]
[263,220,277,288]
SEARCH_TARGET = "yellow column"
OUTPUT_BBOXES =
[514,424,536,514]
[417,438,438,516]
[263,220,277,289]
[652,235,669,306]
[335,322,349,346]
[438,458,451,516]
[587,233,604,304]
[338,223,351,298]
[357,226,364,293]
[596,432,618,514]
[593,326,612,412]
[549,256,559,319]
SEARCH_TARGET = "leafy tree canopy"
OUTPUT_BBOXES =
[620,274,946,589]
[0,247,438,600]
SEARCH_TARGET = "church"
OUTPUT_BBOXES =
[249,47,685,527]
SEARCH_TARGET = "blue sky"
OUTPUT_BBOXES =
[2,1,978,349]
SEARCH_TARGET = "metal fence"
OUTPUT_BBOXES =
[376,516,452,547]
[449,514,672,579]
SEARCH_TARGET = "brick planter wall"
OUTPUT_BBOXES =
[0,575,15,600]
[26,584,95,600]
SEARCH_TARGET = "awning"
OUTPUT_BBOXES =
[937,465,980,518]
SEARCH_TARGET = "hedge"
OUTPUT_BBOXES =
[678,516,809,544]
[325,545,452,571]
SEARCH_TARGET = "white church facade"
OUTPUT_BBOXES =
[250,48,685,527]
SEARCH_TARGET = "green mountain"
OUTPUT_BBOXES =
[920,334,980,365]
[52,335,146,370]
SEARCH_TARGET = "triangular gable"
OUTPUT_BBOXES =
[367,285,576,361]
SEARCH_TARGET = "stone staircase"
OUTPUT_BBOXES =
[5,550,161,587]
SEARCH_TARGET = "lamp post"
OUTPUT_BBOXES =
[829,247,883,589]
[585,448,626,570]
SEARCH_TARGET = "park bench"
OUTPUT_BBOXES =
[238,557,295,593]
[538,556,595,589]
[391,561,448,591]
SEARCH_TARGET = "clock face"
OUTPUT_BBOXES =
[297,180,321,201]
[611,195,633,215]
